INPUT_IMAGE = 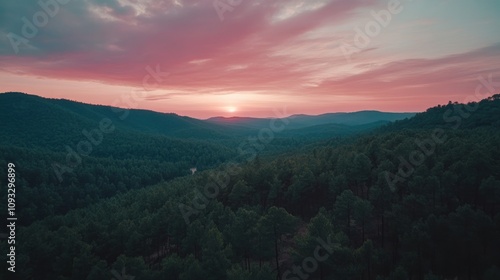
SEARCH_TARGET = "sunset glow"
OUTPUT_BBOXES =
[1,0,499,118]
[227,106,238,113]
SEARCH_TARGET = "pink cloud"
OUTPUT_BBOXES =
[0,0,374,88]
[1,0,499,117]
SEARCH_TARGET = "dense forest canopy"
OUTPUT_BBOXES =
[0,93,499,279]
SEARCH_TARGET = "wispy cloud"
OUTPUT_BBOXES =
[1,0,499,117]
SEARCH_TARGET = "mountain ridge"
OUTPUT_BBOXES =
[0,92,415,141]
[207,110,416,129]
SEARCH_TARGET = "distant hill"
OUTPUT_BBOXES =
[289,111,416,127]
[382,94,500,131]
[0,92,232,147]
[207,110,416,130]
[279,120,391,140]
[1,93,416,148]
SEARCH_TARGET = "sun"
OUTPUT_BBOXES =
[226,106,237,113]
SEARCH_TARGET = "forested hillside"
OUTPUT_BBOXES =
[384,94,500,131]
[1,95,499,280]
[207,111,415,129]
[0,92,232,142]
[1,93,410,147]
[0,93,409,225]
[0,93,241,225]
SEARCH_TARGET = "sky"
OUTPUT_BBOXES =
[0,0,499,119]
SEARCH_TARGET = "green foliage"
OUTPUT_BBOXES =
[2,94,500,279]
